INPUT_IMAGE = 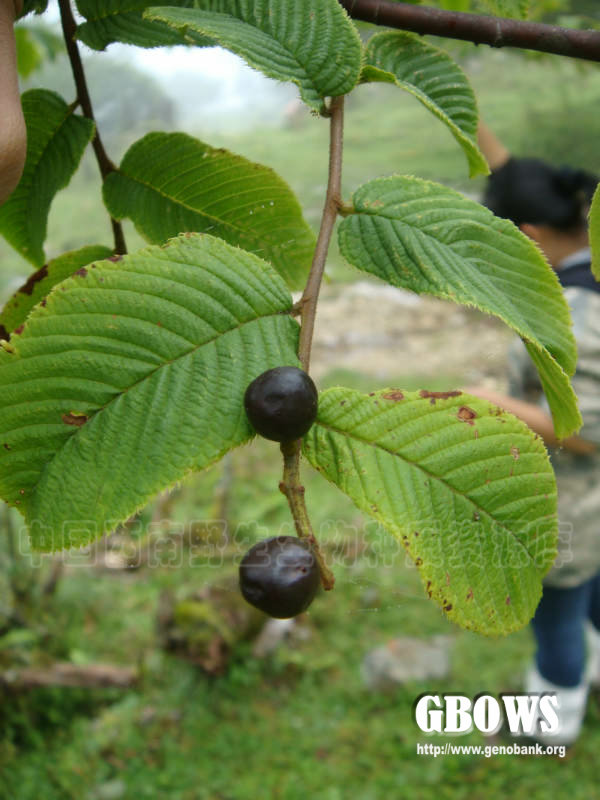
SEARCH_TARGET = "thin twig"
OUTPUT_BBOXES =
[41,558,64,599]
[279,441,335,590]
[1,662,138,689]
[212,452,234,538]
[4,502,16,565]
[298,95,345,373]
[339,0,600,63]
[278,99,345,590]
[3,503,29,605]
[57,0,127,254]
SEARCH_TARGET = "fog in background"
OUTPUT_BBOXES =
[22,0,300,144]
[7,0,600,289]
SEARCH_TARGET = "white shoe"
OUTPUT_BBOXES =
[525,664,589,746]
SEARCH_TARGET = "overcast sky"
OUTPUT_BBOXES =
[42,0,298,129]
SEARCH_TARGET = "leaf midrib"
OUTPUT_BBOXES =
[113,167,306,255]
[353,204,570,322]
[22,310,293,497]
[392,77,476,140]
[348,211,570,366]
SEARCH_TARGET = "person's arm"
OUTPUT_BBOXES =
[477,120,511,171]
[0,0,26,206]
[464,386,596,455]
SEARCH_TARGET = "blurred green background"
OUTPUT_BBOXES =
[2,10,600,800]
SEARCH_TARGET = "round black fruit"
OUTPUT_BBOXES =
[244,366,318,442]
[239,536,320,618]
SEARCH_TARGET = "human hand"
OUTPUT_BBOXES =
[0,0,27,206]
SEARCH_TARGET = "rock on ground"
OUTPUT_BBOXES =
[310,281,513,390]
[362,635,453,690]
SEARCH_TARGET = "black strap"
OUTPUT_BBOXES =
[557,260,600,294]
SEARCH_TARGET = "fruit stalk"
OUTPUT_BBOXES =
[279,440,335,590]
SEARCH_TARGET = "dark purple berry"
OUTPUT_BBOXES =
[239,536,320,618]
[244,366,318,442]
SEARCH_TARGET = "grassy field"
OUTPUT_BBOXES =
[2,421,600,800]
[2,43,600,800]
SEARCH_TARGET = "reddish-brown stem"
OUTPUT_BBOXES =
[298,95,345,373]
[57,0,127,255]
[279,441,335,590]
[339,0,600,63]
[278,97,345,591]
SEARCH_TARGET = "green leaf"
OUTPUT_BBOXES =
[478,0,530,18]
[145,0,363,112]
[19,0,49,18]
[0,90,95,267]
[439,0,470,9]
[303,387,557,635]
[589,183,600,282]
[75,0,210,50]
[14,28,42,78]
[103,132,315,290]
[338,176,580,439]
[362,32,488,178]
[0,234,299,551]
[25,23,65,61]
[0,246,113,340]
[14,24,63,76]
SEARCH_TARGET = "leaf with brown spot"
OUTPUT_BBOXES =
[457,405,477,425]
[382,390,404,401]
[19,265,49,296]
[338,175,581,438]
[62,413,89,427]
[419,390,462,401]
[0,246,112,338]
[0,234,299,552]
[303,387,558,635]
